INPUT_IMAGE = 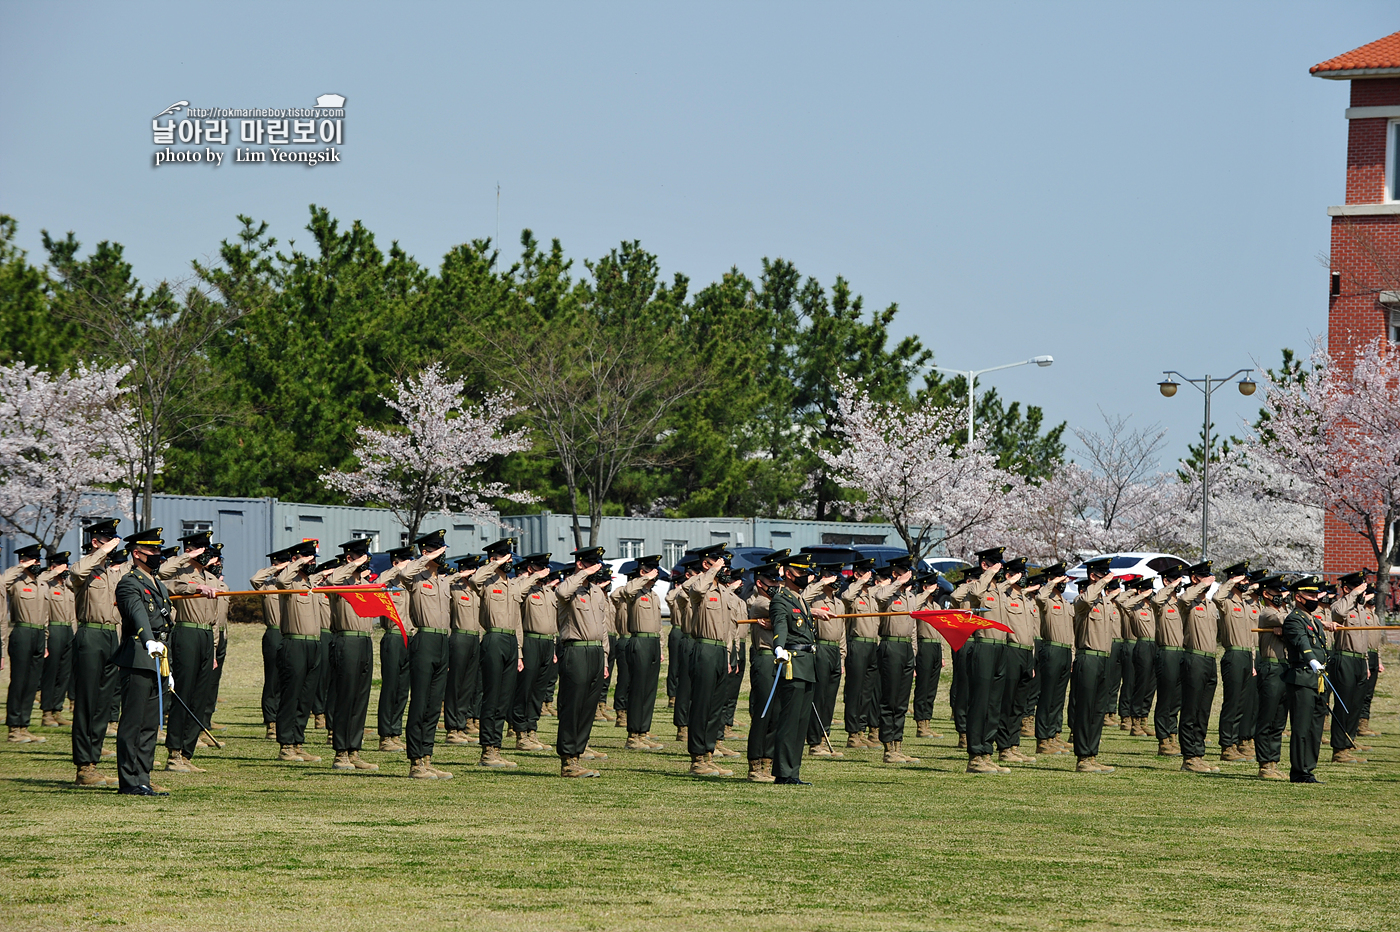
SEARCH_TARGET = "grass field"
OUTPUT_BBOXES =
[1,624,1397,932]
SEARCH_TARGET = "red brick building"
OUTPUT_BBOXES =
[1313,31,1400,578]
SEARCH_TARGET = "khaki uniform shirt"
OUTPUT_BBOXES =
[0,564,24,632]
[166,563,221,627]
[1115,590,1149,640]
[1037,591,1073,645]
[623,576,663,635]
[557,570,612,668]
[1213,581,1258,649]
[682,562,736,648]
[1178,580,1219,652]
[1258,602,1288,661]
[46,572,77,629]
[810,586,847,656]
[250,565,285,629]
[747,591,775,651]
[375,564,415,635]
[1124,591,1156,640]
[325,562,373,633]
[523,584,559,636]
[1152,584,1184,648]
[9,567,51,631]
[842,579,880,640]
[665,583,691,637]
[401,557,452,632]
[275,565,322,637]
[872,579,918,639]
[959,568,1009,642]
[1002,585,1038,648]
[74,550,125,627]
[471,563,533,659]
[1073,576,1114,653]
[609,588,629,638]
[1332,589,1368,653]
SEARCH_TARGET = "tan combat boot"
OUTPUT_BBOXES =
[277,744,301,761]
[446,729,471,746]
[1221,745,1248,762]
[615,709,628,730]
[378,735,404,752]
[349,752,379,771]
[966,754,1002,774]
[690,754,719,776]
[106,721,119,737]
[294,745,322,762]
[916,720,933,738]
[1182,756,1218,773]
[846,732,865,749]
[1020,716,1035,738]
[581,745,607,760]
[747,759,775,783]
[466,718,480,735]
[866,726,878,746]
[676,725,688,744]
[713,741,741,759]
[595,702,613,722]
[1258,761,1286,780]
[196,732,226,749]
[1075,756,1099,773]
[74,764,111,787]
[895,740,920,763]
[314,713,326,729]
[514,731,533,751]
[528,731,551,752]
[1358,718,1380,737]
[479,746,517,769]
[1157,738,1179,756]
[424,755,454,779]
[882,741,900,763]
[725,722,744,738]
[265,723,277,740]
[8,727,36,743]
[1035,738,1058,756]
[666,696,675,709]
[1242,738,1257,756]
[706,752,734,776]
[408,757,437,779]
[956,732,968,750]
[1129,717,1148,737]
[642,733,665,749]
[42,710,68,727]
[1080,756,1114,773]
[1331,748,1366,764]
[625,734,652,750]
[1103,713,1117,727]
[562,756,600,778]
[332,751,356,771]
[164,751,203,773]
[809,743,834,758]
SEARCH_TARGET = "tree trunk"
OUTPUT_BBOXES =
[566,479,583,551]
[141,454,155,530]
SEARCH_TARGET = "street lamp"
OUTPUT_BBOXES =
[1157,368,1256,560]
[931,356,1054,442]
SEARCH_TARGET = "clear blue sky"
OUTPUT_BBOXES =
[1,1,1393,470]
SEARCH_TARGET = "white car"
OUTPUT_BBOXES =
[603,558,673,617]
[1063,552,1191,601]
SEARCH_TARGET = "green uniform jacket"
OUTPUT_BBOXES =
[1281,607,1327,689]
[770,586,816,683]
[112,566,173,673]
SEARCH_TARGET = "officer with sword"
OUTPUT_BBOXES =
[768,553,835,785]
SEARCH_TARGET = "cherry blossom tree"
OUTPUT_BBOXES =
[0,361,141,554]
[1175,452,1323,570]
[322,364,536,542]
[1243,336,1400,605]
[821,379,1014,561]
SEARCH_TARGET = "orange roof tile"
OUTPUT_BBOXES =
[1312,30,1400,77]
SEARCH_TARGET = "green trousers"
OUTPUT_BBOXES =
[1360,651,1379,719]
[1101,640,1127,718]
[71,625,120,767]
[1179,652,1217,759]
[311,630,332,715]
[330,634,373,753]
[1287,681,1325,779]
[115,668,160,792]
[842,639,879,735]
[665,625,684,698]
[1034,642,1071,740]
[912,638,942,722]
[476,630,517,749]
[685,641,727,757]
[877,639,914,743]
[276,636,320,746]
[260,625,282,726]
[624,635,661,735]
[556,640,603,759]
[671,634,693,728]
[998,644,1035,750]
[747,648,777,760]
[1070,651,1108,758]
[511,634,553,733]
[1153,647,1184,739]
[1254,658,1287,765]
[808,642,842,747]
[445,630,481,732]
[1329,654,1367,751]
[5,625,45,728]
[40,623,74,712]
[950,643,968,734]
[772,676,813,781]
[1130,639,1157,718]
[405,630,450,759]
[377,628,411,738]
[1218,649,1255,749]
[720,642,744,728]
[166,625,215,759]
[963,637,1005,757]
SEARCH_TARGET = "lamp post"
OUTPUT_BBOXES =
[931,356,1054,442]
[1156,369,1257,560]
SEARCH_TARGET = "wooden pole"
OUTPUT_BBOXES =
[1251,625,1400,632]
[170,585,387,600]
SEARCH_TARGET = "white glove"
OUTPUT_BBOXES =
[145,640,166,657]
[165,674,176,693]
[774,646,790,662]
[1308,659,1324,673]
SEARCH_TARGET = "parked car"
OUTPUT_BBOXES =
[1063,552,1190,600]
[604,557,673,617]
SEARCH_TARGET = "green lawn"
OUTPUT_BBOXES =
[2,624,1397,932]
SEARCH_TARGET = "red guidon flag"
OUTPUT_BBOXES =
[334,586,408,647]
[910,609,1013,652]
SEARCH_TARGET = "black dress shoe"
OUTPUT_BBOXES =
[774,777,812,785]
[1289,773,1323,784]
[118,784,170,797]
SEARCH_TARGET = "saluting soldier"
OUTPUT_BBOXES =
[1100,574,1128,729]
[841,559,881,748]
[310,557,339,742]
[70,519,126,786]
[668,555,698,741]
[112,528,184,796]
[607,567,631,728]
[374,546,415,752]
[198,543,232,742]
[315,538,376,773]
[1281,576,1334,783]
[38,550,76,728]
[157,532,222,773]
[621,555,667,751]
[806,562,847,758]
[511,554,559,752]
[1150,565,1187,756]
[1109,578,1146,732]
[665,556,696,713]
[996,558,1039,765]
[947,566,975,748]
[959,547,1011,774]
[444,554,485,747]
[470,538,546,769]
[681,545,736,776]
[1253,575,1291,780]
[555,550,612,777]
[1032,565,1073,756]
[1357,586,1383,738]
[770,553,833,785]
[252,548,290,741]
[400,530,455,779]
[1212,561,1257,763]
[273,541,323,763]
[912,572,947,741]
[8,544,60,744]
[1069,557,1116,773]
[745,555,785,782]
[1125,576,1158,737]
[1328,571,1371,764]
[872,556,922,764]
[1177,561,1220,774]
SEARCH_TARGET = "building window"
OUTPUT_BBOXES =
[663,540,688,567]
[618,538,645,559]
[1391,121,1400,202]
[350,529,380,551]
[181,520,212,538]
[1391,307,1400,343]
